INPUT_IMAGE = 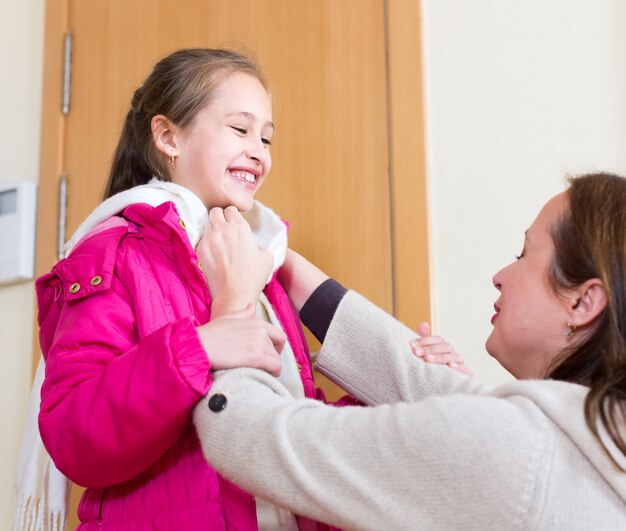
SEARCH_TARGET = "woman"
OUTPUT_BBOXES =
[193,172,626,529]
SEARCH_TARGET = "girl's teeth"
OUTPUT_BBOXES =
[231,171,255,183]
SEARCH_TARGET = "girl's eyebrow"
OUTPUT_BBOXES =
[225,111,274,131]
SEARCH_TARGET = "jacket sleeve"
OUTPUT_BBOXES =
[315,291,492,404]
[37,240,211,488]
[193,369,552,530]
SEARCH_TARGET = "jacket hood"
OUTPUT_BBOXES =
[64,178,287,281]
[492,379,626,502]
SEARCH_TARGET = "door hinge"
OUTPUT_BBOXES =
[57,173,68,259]
[62,31,72,115]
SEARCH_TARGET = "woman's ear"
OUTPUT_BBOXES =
[151,114,179,157]
[567,278,607,328]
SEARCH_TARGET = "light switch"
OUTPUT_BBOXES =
[0,181,37,285]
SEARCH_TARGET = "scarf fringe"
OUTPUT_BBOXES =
[13,491,68,531]
[13,358,71,531]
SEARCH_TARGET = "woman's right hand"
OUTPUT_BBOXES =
[196,304,285,376]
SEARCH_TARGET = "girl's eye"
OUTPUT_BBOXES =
[230,126,247,134]
[261,137,272,147]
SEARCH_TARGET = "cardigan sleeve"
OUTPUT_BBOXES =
[193,368,552,530]
[314,291,492,405]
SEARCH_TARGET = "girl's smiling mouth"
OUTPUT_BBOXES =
[229,167,259,185]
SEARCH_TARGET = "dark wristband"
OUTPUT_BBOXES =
[299,278,347,343]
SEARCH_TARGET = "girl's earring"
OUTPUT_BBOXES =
[169,154,176,168]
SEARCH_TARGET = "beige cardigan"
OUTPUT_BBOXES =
[193,291,626,530]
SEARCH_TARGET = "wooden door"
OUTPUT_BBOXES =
[40,0,394,297]
[36,0,429,524]
[37,0,431,389]
[37,0,430,362]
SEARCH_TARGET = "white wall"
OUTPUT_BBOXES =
[0,0,44,527]
[422,0,626,384]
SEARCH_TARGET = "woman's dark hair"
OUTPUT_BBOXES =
[547,172,626,470]
[103,48,267,199]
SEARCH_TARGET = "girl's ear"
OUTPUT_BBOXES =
[567,278,607,329]
[151,114,180,157]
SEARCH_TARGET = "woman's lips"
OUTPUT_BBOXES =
[491,303,500,325]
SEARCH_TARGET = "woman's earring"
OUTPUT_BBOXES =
[566,322,577,337]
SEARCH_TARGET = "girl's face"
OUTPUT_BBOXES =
[486,192,572,378]
[172,72,273,212]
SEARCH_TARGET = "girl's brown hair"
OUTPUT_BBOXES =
[103,48,267,199]
[547,172,626,470]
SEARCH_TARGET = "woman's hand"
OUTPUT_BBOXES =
[196,206,273,318]
[410,322,473,376]
[196,304,285,376]
[278,249,329,312]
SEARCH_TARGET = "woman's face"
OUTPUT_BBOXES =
[486,192,572,378]
[171,72,273,212]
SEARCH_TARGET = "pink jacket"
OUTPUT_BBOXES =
[36,202,327,530]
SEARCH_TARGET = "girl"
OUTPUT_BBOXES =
[194,173,626,529]
[35,48,330,530]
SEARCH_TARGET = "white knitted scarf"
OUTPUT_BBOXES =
[13,179,287,530]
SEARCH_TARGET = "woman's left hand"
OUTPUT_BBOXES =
[410,322,473,376]
[197,206,273,318]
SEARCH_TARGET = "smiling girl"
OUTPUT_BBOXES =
[34,48,331,530]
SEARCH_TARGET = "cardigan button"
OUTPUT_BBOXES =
[208,393,227,412]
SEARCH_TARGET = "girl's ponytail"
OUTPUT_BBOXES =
[103,91,156,198]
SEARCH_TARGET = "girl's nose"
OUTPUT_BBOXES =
[246,143,270,169]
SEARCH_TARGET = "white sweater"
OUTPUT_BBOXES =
[193,291,626,530]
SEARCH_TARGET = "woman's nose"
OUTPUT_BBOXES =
[492,267,505,291]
